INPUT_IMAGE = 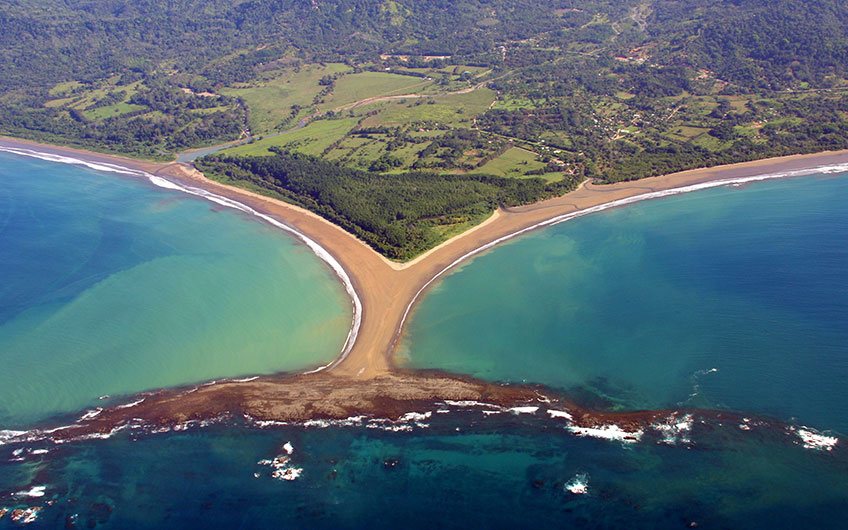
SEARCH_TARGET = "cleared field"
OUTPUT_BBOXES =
[222,63,350,135]
[220,118,358,157]
[48,80,84,97]
[383,139,433,166]
[83,102,146,120]
[328,138,388,169]
[472,147,546,178]
[44,97,76,109]
[360,88,496,127]
[44,80,144,118]
[318,71,431,111]
[663,125,710,142]
[491,96,536,110]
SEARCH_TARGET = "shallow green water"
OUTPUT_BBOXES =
[0,152,350,427]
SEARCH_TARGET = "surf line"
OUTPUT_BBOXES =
[0,146,362,373]
[393,161,848,350]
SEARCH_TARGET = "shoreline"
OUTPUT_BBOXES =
[1,135,847,449]
[0,138,364,376]
[3,135,848,380]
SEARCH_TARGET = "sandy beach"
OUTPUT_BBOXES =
[4,135,848,381]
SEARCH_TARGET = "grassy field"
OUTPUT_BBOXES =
[211,65,555,182]
[359,88,496,127]
[491,96,537,111]
[473,147,547,178]
[318,71,431,111]
[221,63,350,135]
[83,102,146,120]
[44,80,145,120]
[48,80,84,97]
[220,118,359,157]
[209,62,508,175]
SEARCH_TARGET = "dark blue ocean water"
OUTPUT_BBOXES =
[1,416,846,529]
[1,156,847,528]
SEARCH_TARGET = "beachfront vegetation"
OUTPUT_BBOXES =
[2,0,848,251]
[197,149,580,259]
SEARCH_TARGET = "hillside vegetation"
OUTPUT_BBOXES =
[3,0,848,255]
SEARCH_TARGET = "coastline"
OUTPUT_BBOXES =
[3,135,848,380]
[2,134,848,448]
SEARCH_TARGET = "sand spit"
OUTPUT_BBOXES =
[1,136,847,446]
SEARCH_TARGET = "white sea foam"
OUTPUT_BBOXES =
[41,424,81,435]
[283,442,294,455]
[0,430,28,446]
[367,423,413,432]
[793,427,838,451]
[399,411,432,422]
[302,416,367,428]
[0,146,142,177]
[55,424,129,444]
[653,413,694,445]
[148,426,172,434]
[508,406,539,415]
[258,451,302,481]
[564,473,589,495]
[80,408,103,421]
[14,486,46,498]
[442,400,502,409]
[232,376,259,383]
[253,419,288,428]
[115,398,145,410]
[273,467,303,481]
[9,506,42,524]
[567,424,644,444]
[368,412,431,430]
[0,145,362,374]
[547,409,574,421]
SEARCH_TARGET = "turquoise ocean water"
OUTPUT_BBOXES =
[0,152,350,427]
[1,154,847,528]
[403,174,848,433]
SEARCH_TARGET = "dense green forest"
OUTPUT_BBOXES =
[197,149,578,259]
[3,0,848,164]
[2,0,848,254]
